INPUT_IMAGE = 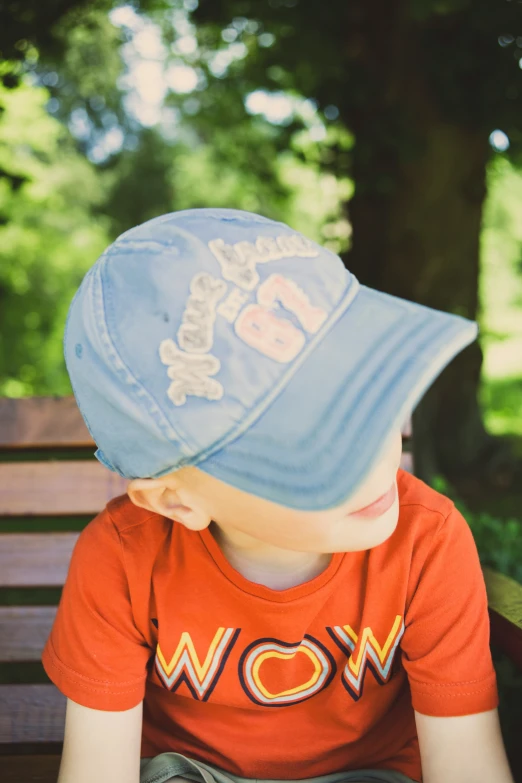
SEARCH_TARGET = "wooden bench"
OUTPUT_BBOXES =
[0,396,521,783]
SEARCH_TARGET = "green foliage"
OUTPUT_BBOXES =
[0,80,110,396]
[193,0,522,154]
[0,0,98,65]
[409,0,472,21]
[479,155,522,436]
[173,125,291,218]
[0,0,167,67]
[104,128,176,236]
[52,8,126,117]
[417,0,522,138]
[430,474,522,583]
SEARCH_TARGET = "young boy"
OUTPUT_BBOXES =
[41,209,514,783]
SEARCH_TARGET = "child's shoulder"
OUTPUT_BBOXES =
[396,467,457,544]
[70,494,173,578]
[105,493,164,532]
[397,467,454,517]
[80,493,168,548]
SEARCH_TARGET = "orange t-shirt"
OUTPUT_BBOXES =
[42,468,498,782]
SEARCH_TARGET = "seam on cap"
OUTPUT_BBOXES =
[64,269,105,451]
[115,211,184,243]
[91,258,189,450]
[114,209,287,245]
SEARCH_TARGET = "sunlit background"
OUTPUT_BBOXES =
[1,1,521,446]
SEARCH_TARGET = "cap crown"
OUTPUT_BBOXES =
[65,209,358,478]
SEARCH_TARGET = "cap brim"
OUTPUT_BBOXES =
[197,284,477,510]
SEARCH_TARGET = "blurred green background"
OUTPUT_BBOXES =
[1,1,522,479]
[0,2,520,417]
[2,0,522,527]
[0,0,521,773]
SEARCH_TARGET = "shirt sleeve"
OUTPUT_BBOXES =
[401,504,499,717]
[41,507,152,711]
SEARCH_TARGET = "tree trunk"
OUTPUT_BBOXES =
[340,6,520,497]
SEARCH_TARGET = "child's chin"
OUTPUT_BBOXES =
[370,506,400,544]
[347,505,400,551]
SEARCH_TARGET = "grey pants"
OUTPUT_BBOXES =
[140,752,419,783]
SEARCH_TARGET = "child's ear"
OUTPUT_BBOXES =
[127,478,211,531]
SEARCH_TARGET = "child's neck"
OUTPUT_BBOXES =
[208,521,332,591]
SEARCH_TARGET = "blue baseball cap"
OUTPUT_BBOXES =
[65,208,477,511]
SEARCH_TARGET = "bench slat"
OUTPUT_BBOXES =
[0,534,78,587]
[0,396,93,448]
[0,685,65,744]
[0,607,57,661]
[489,609,522,671]
[0,461,129,516]
[1,755,62,783]
[483,567,522,670]
[483,567,522,629]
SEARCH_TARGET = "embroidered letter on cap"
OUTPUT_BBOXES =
[208,238,259,291]
[177,273,227,354]
[233,273,327,362]
[217,287,250,324]
[257,274,328,334]
[208,234,320,292]
[235,304,306,363]
[159,338,223,406]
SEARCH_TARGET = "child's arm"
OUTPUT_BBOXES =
[56,698,143,783]
[415,708,514,783]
